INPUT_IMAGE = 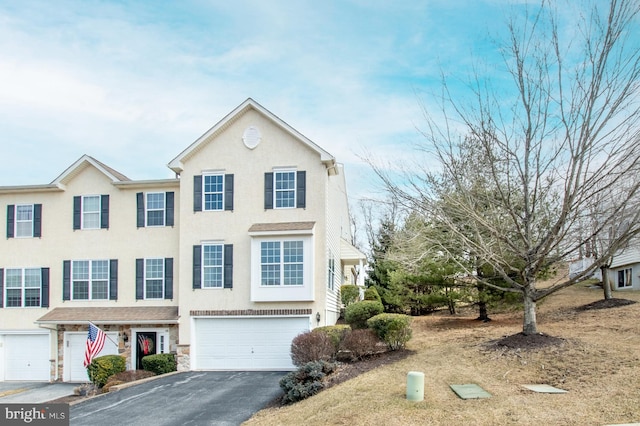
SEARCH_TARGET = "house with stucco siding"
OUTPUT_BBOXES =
[0,98,366,381]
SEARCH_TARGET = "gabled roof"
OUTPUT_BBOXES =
[167,98,336,174]
[52,154,130,186]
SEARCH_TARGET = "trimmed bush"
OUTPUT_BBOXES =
[291,331,335,366]
[141,353,177,375]
[340,284,360,306]
[344,300,384,329]
[87,355,126,388]
[339,329,381,361]
[313,325,351,351]
[367,313,413,350]
[364,286,382,303]
[279,361,337,404]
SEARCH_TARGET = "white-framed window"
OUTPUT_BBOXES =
[617,268,632,288]
[145,258,165,299]
[72,260,109,300]
[15,204,34,237]
[260,240,304,286]
[4,268,41,307]
[202,244,224,288]
[274,170,296,208]
[203,174,224,211]
[327,255,336,291]
[146,192,166,226]
[82,195,101,229]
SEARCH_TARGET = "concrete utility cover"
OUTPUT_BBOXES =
[449,384,492,399]
[522,384,568,393]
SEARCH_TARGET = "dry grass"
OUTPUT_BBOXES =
[245,283,640,426]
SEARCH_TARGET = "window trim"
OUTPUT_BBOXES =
[203,173,225,211]
[145,192,166,227]
[201,243,224,289]
[617,268,633,288]
[250,234,314,302]
[144,258,165,300]
[273,169,297,209]
[71,260,110,300]
[14,204,34,238]
[81,195,101,229]
[3,267,42,308]
[259,240,304,287]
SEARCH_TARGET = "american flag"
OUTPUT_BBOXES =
[84,323,107,367]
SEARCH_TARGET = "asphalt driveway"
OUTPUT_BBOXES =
[70,371,286,426]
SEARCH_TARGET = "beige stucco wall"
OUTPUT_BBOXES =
[177,109,332,343]
[0,162,180,370]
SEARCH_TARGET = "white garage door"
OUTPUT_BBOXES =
[193,317,309,370]
[3,334,50,381]
[64,332,119,382]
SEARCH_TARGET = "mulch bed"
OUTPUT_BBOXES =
[575,298,636,311]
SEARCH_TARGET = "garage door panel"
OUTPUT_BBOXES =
[4,334,50,381]
[194,317,309,370]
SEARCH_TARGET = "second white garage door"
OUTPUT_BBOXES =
[193,317,310,371]
[2,333,51,381]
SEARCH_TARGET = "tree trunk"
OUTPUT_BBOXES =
[477,300,491,322]
[522,291,538,335]
[475,282,491,322]
[601,265,612,300]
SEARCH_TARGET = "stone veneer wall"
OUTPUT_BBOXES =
[55,323,179,381]
[176,345,190,372]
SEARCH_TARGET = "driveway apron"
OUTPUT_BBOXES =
[70,371,286,426]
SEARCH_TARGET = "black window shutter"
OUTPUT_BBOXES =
[224,244,233,289]
[33,204,42,237]
[0,268,4,307]
[297,171,306,208]
[136,192,145,228]
[73,197,81,230]
[136,259,144,300]
[109,259,118,301]
[224,174,234,211]
[264,172,274,210]
[100,195,109,229]
[166,192,175,226]
[193,245,202,289]
[164,258,174,299]
[193,175,202,212]
[6,205,14,238]
[41,267,50,308]
[63,261,71,301]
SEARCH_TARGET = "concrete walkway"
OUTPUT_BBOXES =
[0,382,77,403]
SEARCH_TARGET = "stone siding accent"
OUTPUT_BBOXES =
[176,345,190,372]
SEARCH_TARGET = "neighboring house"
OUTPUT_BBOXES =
[606,244,640,291]
[0,98,366,381]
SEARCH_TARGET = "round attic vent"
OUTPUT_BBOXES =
[242,126,262,149]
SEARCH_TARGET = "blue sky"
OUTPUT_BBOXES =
[0,0,519,204]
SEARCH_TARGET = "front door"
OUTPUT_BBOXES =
[135,332,157,370]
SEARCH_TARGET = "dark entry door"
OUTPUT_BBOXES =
[136,331,157,370]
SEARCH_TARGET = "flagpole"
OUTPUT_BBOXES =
[88,321,119,347]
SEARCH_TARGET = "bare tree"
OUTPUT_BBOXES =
[370,0,640,335]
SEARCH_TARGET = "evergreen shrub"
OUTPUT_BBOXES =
[367,313,413,350]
